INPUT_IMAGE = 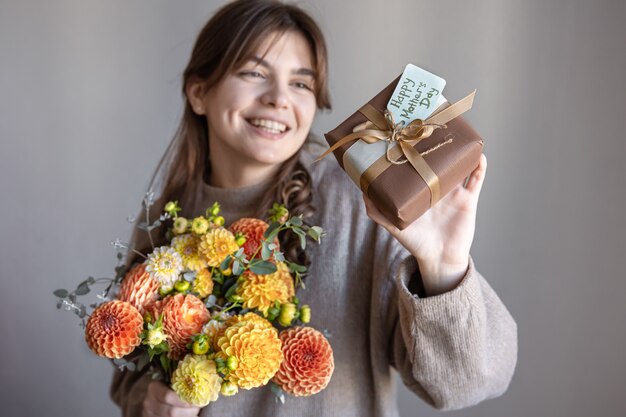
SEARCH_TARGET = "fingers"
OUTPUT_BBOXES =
[143,381,201,417]
[464,154,487,197]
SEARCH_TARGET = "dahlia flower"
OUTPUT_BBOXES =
[216,320,283,390]
[199,227,239,267]
[273,327,334,396]
[145,246,183,289]
[229,218,278,259]
[85,300,143,359]
[193,268,214,298]
[171,355,222,407]
[171,234,207,272]
[236,262,295,316]
[117,263,160,313]
[149,294,210,360]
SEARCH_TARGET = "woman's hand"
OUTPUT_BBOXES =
[143,380,201,417]
[364,154,487,296]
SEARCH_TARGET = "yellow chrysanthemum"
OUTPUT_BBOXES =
[216,320,283,390]
[171,234,207,272]
[236,262,295,316]
[199,227,239,267]
[145,246,183,289]
[193,268,214,298]
[171,355,222,407]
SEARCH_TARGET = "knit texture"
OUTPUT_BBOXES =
[110,136,517,417]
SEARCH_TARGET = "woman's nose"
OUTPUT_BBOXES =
[261,81,289,109]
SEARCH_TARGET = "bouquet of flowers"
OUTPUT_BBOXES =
[54,192,334,406]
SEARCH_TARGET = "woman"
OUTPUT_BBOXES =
[111,1,517,416]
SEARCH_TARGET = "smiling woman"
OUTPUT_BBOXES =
[186,31,318,188]
[110,0,517,416]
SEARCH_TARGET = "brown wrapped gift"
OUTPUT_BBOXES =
[323,76,484,230]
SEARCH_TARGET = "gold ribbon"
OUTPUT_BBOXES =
[317,90,476,206]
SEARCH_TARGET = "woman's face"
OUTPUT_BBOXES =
[198,31,318,174]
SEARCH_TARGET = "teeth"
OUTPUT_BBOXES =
[249,118,287,133]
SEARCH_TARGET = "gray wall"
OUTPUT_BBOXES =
[2,0,625,416]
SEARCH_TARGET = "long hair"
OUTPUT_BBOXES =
[132,0,330,268]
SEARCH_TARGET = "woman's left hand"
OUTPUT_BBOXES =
[363,154,487,296]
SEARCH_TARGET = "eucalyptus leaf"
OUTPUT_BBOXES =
[290,216,303,226]
[53,289,68,298]
[271,383,286,404]
[264,222,280,239]
[224,282,239,299]
[274,251,285,262]
[220,255,232,271]
[261,242,271,260]
[205,295,217,308]
[249,261,277,275]
[75,283,90,296]
[232,260,243,276]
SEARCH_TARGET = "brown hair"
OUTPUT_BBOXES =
[133,0,330,268]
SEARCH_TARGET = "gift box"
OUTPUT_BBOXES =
[322,74,483,230]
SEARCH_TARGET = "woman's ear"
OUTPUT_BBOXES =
[186,76,207,115]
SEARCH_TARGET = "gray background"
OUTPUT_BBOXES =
[1,0,625,416]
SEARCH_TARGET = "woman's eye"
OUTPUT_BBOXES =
[292,81,313,91]
[240,71,265,79]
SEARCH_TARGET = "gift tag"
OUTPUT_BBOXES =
[386,64,446,124]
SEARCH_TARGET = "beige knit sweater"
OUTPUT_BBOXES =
[110,136,518,417]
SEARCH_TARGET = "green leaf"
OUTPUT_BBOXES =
[292,228,306,249]
[274,251,285,262]
[290,216,303,227]
[261,242,271,260]
[160,354,170,374]
[264,222,280,239]
[232,260,243,276]
[220,255,232,272]
[307,226,323,242]
[249,261,278,275]
[75,283,90,296]
[289,262,307,273]
[53,289,68,298]
[224,282,239,300]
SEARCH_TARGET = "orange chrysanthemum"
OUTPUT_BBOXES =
[151,294,210,360]
[229,218,278,259]
[85,300,143,359]
[117,263,160,313]
[216,320,283,390]
[273,327,334,396]
[199,227,239,267]
[236,262,295,316]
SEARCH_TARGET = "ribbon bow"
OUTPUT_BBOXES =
[317,90,476,206]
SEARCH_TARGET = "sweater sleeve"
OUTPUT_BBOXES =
[110,365,152,416]
[386,253,518,410]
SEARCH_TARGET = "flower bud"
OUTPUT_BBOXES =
[192,336,209,355]
[174,280,190,292]
[164,201,181,217]
[145,328,168,348]
[172,217,189,235]
[220,381,238,396]
[226,356,238,370]
[228,294,243,303]
[209,202,221,217]
[278,303,297,327]
[235,234,247,247]
[299,305,311,324]
[191,216,210,235]
[213,216,225,227]
[221,267,232,277]
[159,285,173,296]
